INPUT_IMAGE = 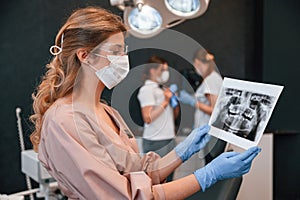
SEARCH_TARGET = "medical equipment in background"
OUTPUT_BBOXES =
[110,0,210,38]
[0,108,60,200]
[16,108,34,200]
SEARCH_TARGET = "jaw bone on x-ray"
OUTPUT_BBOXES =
[209,77,283,150]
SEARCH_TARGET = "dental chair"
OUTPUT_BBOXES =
[14,108,61,200]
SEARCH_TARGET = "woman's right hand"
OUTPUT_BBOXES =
[163,88,173,102]
[194,146,261,191]
[174,125,211,162]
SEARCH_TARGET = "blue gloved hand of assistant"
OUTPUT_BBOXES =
[169,84,178,93]
[169,84,179,108]
[175,124,211,162]
[194,146,261,191]
[178,90,196,107]
[170,94,179,108]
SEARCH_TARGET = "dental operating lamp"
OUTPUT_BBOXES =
[110,0,210,38]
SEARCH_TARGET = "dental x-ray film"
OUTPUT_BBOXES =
[209,77,284,149]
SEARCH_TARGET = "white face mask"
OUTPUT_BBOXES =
[89,54,130,89]
[156,70,169,84]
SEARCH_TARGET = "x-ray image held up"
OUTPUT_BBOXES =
[209,78,283,149]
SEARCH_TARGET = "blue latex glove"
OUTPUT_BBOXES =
[169,84,179,108]
[175,125,211,162]
[169,84,178,93]
[178,90,196,107]
[170,94,179,108]
[194,146,261,191]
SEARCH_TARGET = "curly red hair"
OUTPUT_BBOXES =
[30,7,126,151]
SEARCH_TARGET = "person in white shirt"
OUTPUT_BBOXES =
[137,56,179,162]
[179,48,226,163]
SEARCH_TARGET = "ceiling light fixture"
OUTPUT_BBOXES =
[110,0,210,38]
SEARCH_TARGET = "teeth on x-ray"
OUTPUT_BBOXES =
[212,87,275,142]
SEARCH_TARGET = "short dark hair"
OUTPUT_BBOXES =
[147,55,167,64]
[142,55,168,80]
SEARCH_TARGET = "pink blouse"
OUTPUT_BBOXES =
[38,99,180,199]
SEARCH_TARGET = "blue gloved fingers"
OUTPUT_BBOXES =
[170,94,179,108]
[169,84,178,93]
[182,91,193,99]
[198,124,211,132]
[237,162,252,176]
[220,151,240,159]
[174,125,212,162]
[234,146,261,162]
[187,125,209,141]
[178,91,196,107]
[195,125,210,139]
[179,90,194,101]
[201,134,211,146]
[194,134,211,152]
[173,93,178,100]
[194,125,211,145]
[242,151,260,164]
[178,90,184,98]
[179,90,188,96]
[247,146,261,154]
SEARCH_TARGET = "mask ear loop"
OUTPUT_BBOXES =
[49,33,64,56]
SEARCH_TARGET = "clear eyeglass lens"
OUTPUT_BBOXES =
[95,44,128,55]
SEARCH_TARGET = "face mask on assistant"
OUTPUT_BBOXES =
[89,53,130,90]
[156,70,169,84]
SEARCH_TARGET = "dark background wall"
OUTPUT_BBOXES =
[263,0,300,132]
[0,0,299,199]
[263,0,300,199]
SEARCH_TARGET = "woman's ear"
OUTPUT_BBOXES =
[76,49,88,62]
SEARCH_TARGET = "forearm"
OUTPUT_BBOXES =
[156,151,182,181]
[142,101,169,124]
[162,174,201,200]
[195,101,213,115]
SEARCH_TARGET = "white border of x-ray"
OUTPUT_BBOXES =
[208,77,284,149]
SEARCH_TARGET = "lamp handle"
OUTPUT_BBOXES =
[166,19,186,28]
